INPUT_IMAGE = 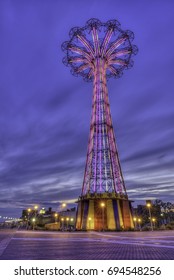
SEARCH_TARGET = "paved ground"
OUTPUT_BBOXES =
[0,229,174,260]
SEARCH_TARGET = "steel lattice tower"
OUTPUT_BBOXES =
[62,19,138,230]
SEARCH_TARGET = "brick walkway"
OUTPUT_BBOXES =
[0,229,174,260]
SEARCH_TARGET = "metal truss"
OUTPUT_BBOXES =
[62,18,138,195]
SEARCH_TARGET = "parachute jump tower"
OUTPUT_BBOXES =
[62,18,138,230]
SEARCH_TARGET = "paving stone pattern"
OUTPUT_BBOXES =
[0,230,174,260]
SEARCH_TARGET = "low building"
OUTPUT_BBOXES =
[58,207,76,230]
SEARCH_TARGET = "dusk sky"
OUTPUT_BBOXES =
[1,0,174,219]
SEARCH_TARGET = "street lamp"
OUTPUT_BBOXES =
[133,217,137,230]
[34,205,38,220]
[27,208,31,229]
[59,203,67,217]
[146,202,153,231]
[101,202,105,231]
[160,213,165,228]
[66,217,69,230]
[88,217,91,230]
[32,218,36,230]
[70,218,74,230]
[152,218,156,229]
[59,203,66,212]
[54,213,58,223]
[61,218,64,230]
[138,218,142,231]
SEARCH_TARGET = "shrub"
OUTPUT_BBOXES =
[165,224,174,230]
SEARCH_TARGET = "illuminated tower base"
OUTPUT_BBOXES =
[76,193,134,230]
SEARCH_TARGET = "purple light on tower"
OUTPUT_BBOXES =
[62,19,138,230]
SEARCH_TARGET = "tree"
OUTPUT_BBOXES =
[134,199,174,229]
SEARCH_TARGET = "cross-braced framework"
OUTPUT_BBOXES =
[62,18,138,196]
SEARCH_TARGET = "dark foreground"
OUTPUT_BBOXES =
[0,229,174,260]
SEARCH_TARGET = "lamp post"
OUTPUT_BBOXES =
[66,217,69,230]
[133,217,137,230]
[146,202,153,231]
[70,218,74,230]
[88,217,91,230]
[54,213,58,223]
[138,218,141,231]
[32,218,36,230]
[59,203,66,225]
[101,202,105,231]
[34,205,38,219]
[27,208,31,229]
[33,205,38,229]
[152,218,156,229]
[160,213,166,228]
[59,203,66,212]
[61,218,64,230]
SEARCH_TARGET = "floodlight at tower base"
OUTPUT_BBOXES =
[76,193,134,230]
